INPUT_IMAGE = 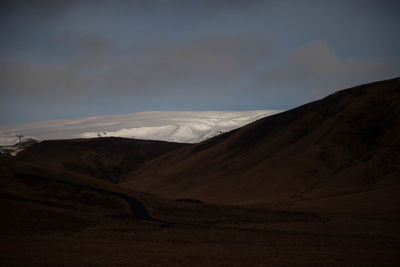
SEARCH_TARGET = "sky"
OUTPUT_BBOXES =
[0,0,399,125]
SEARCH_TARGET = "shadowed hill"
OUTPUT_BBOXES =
[124,77,400,214]
[16,137,188,183]
[1,79,400,266]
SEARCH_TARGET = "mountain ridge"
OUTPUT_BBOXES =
[123,77,400,213]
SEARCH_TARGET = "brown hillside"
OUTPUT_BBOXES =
[124,77,400,214]
[16,137,188,183]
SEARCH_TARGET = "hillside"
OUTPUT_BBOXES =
[1,78,400,266]
[124,77,400,215]
[16,137,188,183]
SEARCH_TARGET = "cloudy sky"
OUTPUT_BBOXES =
[1,0,399,124]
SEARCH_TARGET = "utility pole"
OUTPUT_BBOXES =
[16,135,24,146]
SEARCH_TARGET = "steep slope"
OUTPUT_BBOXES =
[124,77,400,211]
[16,137,188,183]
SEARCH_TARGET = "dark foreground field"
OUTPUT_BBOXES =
[2,221,399,266]
[1,164,399,266]
[2,199,400,266]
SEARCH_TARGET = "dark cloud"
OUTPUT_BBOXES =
[0,0,399,124]
[0,32,272,99]
[0,0,264,19]
[107,33,271,93]
[0,0,76,25]
[250,41,398,103]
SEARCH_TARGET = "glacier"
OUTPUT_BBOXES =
[0,110,281,145]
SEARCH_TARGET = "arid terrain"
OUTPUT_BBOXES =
[1,78,400,266]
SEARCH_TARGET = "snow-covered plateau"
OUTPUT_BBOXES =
[0,110,281,145]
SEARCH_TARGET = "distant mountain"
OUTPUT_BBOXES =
[0,110,280,145]
[0,138,39,157]
[18,138,39,147]
[124,77,400,214]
